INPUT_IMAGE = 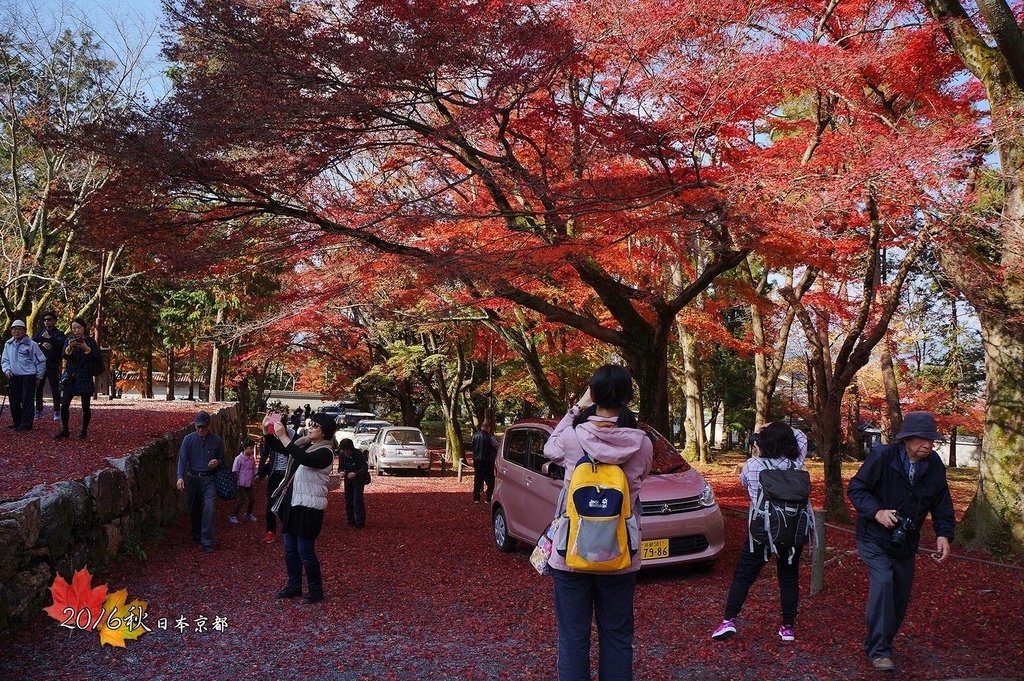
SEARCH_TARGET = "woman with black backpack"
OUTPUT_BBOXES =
[337,438,369,528]
[54,318,100,440]
[711,421,808,643]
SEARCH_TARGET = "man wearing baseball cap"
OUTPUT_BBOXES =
[2,320,47,431]
[176,411,224,552]
[848,411,956,673]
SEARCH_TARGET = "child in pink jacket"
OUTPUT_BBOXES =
[230,438,258,523]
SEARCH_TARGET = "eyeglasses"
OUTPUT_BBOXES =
[309,423,322,430]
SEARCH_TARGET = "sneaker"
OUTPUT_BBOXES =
[228,516,239,524]
[246,514,258,522]
[303,592,324,604]
[711,619,737,640]
[34,411,43,420]
[778,624,795,642]
[871,657,895,672]
[202,545,214,553]
[53,413,61,421]
[263,531,275,543]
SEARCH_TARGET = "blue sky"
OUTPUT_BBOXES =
[31,0,170,99]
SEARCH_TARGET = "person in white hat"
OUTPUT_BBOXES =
[2,320,47,431]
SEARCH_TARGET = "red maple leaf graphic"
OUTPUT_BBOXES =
[42,568,109,630]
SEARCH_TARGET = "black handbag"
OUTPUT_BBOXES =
[59,368,75,389]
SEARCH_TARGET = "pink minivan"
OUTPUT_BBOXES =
[491,419,725,568]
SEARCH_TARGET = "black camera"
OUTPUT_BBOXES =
[890,512,916,549]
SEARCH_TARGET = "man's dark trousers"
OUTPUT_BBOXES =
[473,460,495,502]
[8,374,36,429]
[186,474,217,549]
[35,364,61,413]
[857,540,916,659]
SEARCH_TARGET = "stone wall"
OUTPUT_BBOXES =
[0,404,242,630]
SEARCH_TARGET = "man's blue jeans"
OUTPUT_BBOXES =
[552,568,636,681]
[283,532,323,596]
[186,475,216,549]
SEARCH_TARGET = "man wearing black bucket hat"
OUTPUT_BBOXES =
[848,411,956,673]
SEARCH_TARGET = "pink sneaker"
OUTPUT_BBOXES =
[778,624,795,641]
[263,531,275,543]
[711,619,736,640]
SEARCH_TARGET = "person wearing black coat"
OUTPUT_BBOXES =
[32,311,66,419]
[54,317,100,440]
[847,411,955,673]
[337,438,369,527]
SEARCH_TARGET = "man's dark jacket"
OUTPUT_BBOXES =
[847,442,956,559]
[32,327,66,367]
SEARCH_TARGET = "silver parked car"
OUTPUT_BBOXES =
[368,426,430,475]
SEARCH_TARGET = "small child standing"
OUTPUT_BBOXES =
[229,438,258,524]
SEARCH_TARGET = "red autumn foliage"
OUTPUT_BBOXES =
[0,401,210,500]
[2,450,1020,678]
[41,568,108,631]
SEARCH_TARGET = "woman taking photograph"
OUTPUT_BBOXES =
[270,412,335,604]
[711,421,807,642]
[543,364,653,681]
[54,318,100,440]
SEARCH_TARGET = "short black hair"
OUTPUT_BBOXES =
[755,422,799,460]
[240,437,255,449]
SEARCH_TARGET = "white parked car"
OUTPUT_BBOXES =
[334,411,377,446]
[351,420,392,452]
[368,427,430,475]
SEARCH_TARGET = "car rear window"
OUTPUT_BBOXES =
[384,430,424,445]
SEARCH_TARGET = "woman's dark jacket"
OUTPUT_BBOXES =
[61,336,101,396]
[847,443,956,559]
[337,447,369,485]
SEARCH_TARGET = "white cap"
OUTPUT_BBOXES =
[10,320,26,329]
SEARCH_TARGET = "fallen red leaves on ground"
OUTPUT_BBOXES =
[1,448,1021,679]
[0,401,204,500]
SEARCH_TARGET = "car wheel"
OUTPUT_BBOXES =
[493,506,517,552]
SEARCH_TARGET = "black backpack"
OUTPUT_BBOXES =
[747,459,814,563]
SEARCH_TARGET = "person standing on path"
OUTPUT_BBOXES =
[471,420,498,503]
[847,411,955,673]
[543,365,653,681]
[337,438,369,527]
[2,320,46,432]
[53,318,100,440]
[176,411,225,553]
[32,311,65,420]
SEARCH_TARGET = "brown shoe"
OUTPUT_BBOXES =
[871,657,895,672]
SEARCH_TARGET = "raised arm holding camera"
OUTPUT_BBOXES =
[847,411,956,673]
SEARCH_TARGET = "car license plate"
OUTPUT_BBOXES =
[640,539,669,560]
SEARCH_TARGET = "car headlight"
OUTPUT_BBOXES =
[698,482,716,507]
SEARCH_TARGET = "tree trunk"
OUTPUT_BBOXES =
[948,425,958,469]
[165,349,175,401]
[818,394,850,522]
[209,309,224,403]
[879,338,902,443]
[188,343,196,401]
[678,326,708,462]
[623,322,672,437]
[957,316,1024,554]
[707,401,720,451]
[846,384,862,460]
[145,351,154,399]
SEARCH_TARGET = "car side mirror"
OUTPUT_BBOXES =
[541,462,564,479]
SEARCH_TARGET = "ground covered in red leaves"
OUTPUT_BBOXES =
[2,452,1022,679]
[0,400,216,500]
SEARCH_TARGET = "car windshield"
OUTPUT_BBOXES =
[356,422,387,435]
[383,430,424,445]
